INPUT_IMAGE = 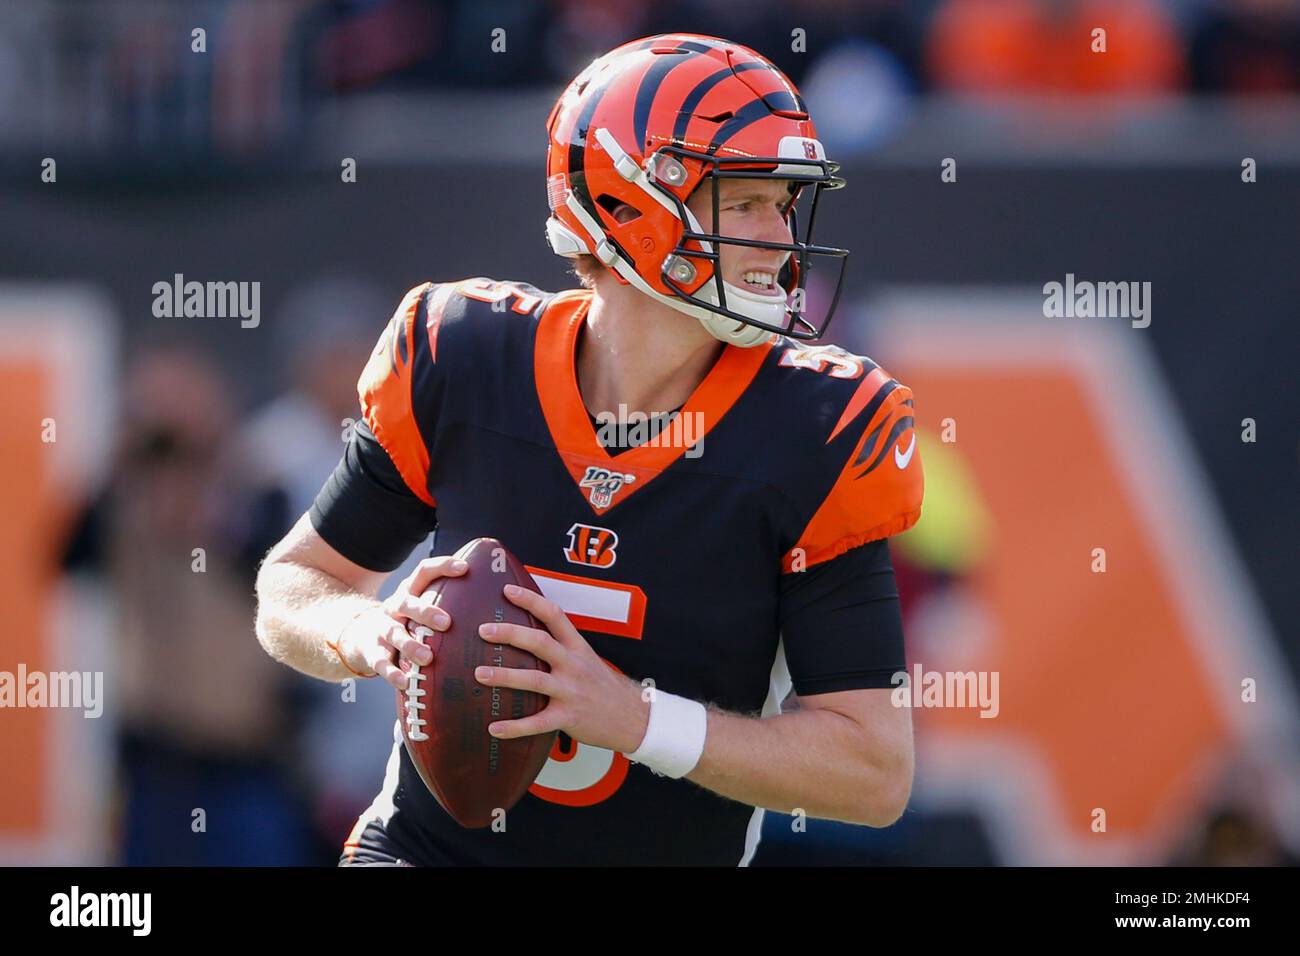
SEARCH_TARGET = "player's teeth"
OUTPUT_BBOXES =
[743,271,774,287]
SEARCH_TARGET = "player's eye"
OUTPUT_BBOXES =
[726,196,789,215]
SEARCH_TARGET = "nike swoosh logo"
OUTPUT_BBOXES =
[894,434,916,469]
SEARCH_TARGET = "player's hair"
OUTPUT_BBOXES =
[571,253,601,290]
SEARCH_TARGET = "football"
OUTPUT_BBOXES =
[397,537,557,828]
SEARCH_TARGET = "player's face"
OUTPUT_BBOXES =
[686,177,796,298]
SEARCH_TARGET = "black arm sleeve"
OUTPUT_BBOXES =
[308,417,439,573]
[778,538,906,696]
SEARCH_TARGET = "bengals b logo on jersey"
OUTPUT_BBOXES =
[564,523,619,568]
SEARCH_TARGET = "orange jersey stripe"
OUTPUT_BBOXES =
[357,282,437,508]
[784,380,923,570]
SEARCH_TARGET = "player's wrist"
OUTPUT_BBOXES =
[625,688,708,779]
[327,604,385,679]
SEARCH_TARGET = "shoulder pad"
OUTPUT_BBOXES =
[776,345,925,570]
[356,278,557,505]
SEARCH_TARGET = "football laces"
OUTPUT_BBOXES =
[403,624,433,742]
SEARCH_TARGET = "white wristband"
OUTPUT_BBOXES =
[626,689,708,779]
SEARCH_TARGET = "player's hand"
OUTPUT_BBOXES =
[337,555,469,690]
[472,584,650,754]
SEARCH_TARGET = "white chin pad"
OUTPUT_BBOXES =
[689,279,788,347]
[695,311,774,348]
[698,278,788,321]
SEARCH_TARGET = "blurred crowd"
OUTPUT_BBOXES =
[59,278,419,865]
[2,0,1300,158]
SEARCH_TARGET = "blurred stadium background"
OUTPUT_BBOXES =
[1,0,1297,866]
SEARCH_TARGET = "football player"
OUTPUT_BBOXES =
[255,33,923,866]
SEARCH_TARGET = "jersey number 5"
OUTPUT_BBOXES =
[522,565,647,807]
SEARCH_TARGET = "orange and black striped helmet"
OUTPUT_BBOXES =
[545,34,848,347]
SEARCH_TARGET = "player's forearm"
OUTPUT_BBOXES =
[684,705,911,827]
[254,560,379,683]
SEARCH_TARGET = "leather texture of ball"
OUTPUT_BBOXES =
[397,537,556,828]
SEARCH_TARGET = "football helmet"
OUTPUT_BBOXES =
[545,34,849,347]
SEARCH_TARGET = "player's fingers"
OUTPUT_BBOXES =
[486,709,562,740]
[384,665,415,692]
[474,662,557,697]
[362,635,405,690]
[502,585,575,646]
[478,622,562,664]
[385,591,450,632]
[401,555,469,596]
[390,621,434,666]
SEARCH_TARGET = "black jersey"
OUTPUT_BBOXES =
[312,277,924,865]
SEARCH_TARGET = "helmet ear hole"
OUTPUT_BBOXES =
[596,194,642,224]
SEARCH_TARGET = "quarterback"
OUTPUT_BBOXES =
[255,33,923,866]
